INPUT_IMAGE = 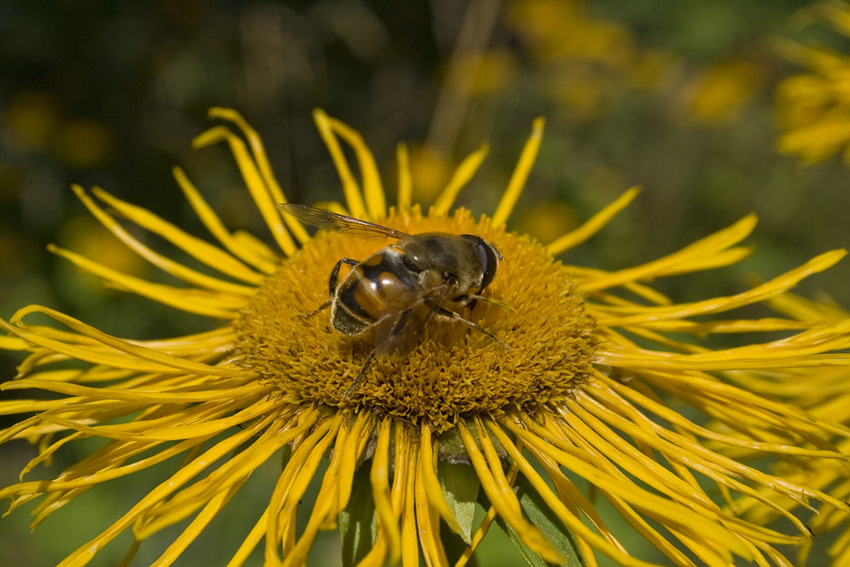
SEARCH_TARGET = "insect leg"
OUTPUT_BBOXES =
[302,257,360,317]
[301,299,332,317]
[329,258,360,296]
[435,306,510,351]
[390,308,412,337]
[346,307,414,396]
[343,351,376,397]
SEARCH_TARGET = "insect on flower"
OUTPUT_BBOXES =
[278,203,511,394]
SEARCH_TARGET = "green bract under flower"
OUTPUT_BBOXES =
[237,206,596,431]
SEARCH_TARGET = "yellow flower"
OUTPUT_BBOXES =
[2,107,850,567]
[716,290,850,566]
[776,1,850,163]
[506,0,663,119]
[677,60,766,124]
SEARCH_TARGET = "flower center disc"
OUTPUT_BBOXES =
[236,207,596,431]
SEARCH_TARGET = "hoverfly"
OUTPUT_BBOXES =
[278,203,510,395]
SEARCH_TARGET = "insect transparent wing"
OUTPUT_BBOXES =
[278,203,408,240]
[373,281,458,356]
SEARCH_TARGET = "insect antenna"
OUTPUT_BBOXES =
[343,352,376,397]
[468,294,515,312]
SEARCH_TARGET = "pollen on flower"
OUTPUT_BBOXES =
[235,206,596,431]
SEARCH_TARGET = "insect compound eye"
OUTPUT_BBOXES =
[462,234,500,291]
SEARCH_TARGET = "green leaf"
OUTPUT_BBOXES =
[441,528,479,567]
[438,460,480,545]
[502,521,550,567]
[489,474,586,567]
[339,463,377,567]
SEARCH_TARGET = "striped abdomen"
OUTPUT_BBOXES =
[331,250,421,336]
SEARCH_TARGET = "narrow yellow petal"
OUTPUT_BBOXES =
[594,249,847,325]
[287,418,352,567]
[473,419,524,519]
[501,417,755,563]
[569,266,672,305]
[48,245,245,318]
[193,125,297,256]
[335,411,374,514]
[392,423,412,516]
[133,412,309,540]
[372,418,402,564]
[414,457,450,567]
[207,107,311,245]
[0,398,80,416]
[456,420,561,563]
[6,305,242,376]
[630,318,811,335]
[1,340,220,383]
[454,504,497,567]
[1,436,206,499]
[528,441,625,561]
[280,417,342,567]
[9,320,220,359]
[492,117,544,226]
[313,109,367,218]
[596,343,850,371]
[34,397,273,445]
[135,327,236,357]
[766,289,846,321]
[546,187,641,255]
[233,230,280,263]
[670,531,736,567]
[606,496,696,567]
[496,419,707,567]
[398,427,420,567]
[173,167,278,275]
[266,414,336,566]
[396,143,412,213]
[560,395,812,548]
[592,373,845,459]
[432,144,489,215]
[582,214,759,292]
[0,335,29,350]
[73,186,257,295]
[573,386,850,515]
[554,401,730,513]
[356,534,389,567]
[663,245,754,276]
[56,415,277,567]
[831,527,850,560]
[0,415,53,448]
[325,115,386,218]
[151,480,244,567]
[418,423,465,540]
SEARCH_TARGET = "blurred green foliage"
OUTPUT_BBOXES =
[2,1,849,565]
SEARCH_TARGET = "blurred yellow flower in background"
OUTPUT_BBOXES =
[4,91,116,168]
[506,0,670,119]
[776,1,850,163]
[1,108,850,567]
[678,59,767,124]
[3,92,61,154]
[508,0,633,65]
[449,48,520,96]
